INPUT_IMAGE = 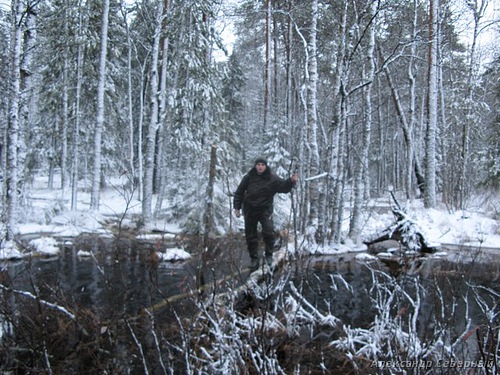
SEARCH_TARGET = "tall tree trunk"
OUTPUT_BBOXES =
[284,0,293,131]
[424,0,439,208]
[329,0,348,243]
[306,0,321,242]
[121,1,135,179]
[5,0,24,240]
[142,1,164,220]
[263,0,271,133]
[294,8,309,235]
[61,3,70,192]
[154,0,171,215]
[71,0,85,211]
[203,144,217,248]
[406,0,419,198]
[272,13,279,113]
[19,2,36,194]
[90,0,110,210]
[349,1,377,240]
[332,93,348,243]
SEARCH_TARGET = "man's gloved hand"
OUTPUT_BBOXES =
[234,209,241,218]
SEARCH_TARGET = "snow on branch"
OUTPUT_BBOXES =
[303,172,333,182]
[364,191,440,252]
[0,284,76,321]
[287,282,340,328]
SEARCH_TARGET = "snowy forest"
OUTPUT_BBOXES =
[1,0,499,373]
[0,0,497,242]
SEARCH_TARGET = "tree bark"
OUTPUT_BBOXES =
[263,0,272,133]
[306,0,321,242]
[142,1,164,221]
[284,0,293,130]
[71,0,85,211]
[203,144,217,248]
[19,2,37,192]
[349,1,377,240]
[424,0,439,208]
[90,0,110,210]
[121,1,135,181]
[154,0,171,215]
[61,2,70,192]
[329,0,348,244]
[5,0,25,240]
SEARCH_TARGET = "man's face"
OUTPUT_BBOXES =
[255,162,267,174]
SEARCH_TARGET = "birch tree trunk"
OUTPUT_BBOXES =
[154,0,171,215]
[61,4,70,192]
[136,62,146,203]
[329,0,348,243]
[349,1,376,240]
[424,0,439,208]
[142,1,164,220]
[263,0,272,133]
[71,0,85,211]
[306,0,321,241]
[284,0,293,130]
[291,17,309,234]
[406,0,419,198]
[90,0,110,210]
[121,1,135,179]
[332,95,348,243]
[5,0,24,240]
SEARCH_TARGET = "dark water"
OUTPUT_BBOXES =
[2,237,499,373]
[3,240,500,323]
[296,247,500,341]
[1,238,196,318]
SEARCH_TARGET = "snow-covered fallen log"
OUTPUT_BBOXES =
[364,192,439,253]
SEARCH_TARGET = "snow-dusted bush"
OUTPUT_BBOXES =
[330,266,500,373]
[174,262,499,374]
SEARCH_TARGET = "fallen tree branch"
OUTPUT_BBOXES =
[364,193,439,252]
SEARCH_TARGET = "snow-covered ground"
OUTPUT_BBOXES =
[1,176,499,260]
[0,176,188,261]
[295,197,499,257]
[363,199,499,249]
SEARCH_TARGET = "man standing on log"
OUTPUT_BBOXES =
[233,157,298,272]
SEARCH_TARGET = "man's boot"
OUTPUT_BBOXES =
[263,232,275,269]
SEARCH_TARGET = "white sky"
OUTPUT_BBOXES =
[451,1,498,46]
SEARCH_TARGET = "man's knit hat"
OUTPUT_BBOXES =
[254,157,268,166]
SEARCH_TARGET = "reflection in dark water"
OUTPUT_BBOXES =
[3,240,194,318]
[4,242,500,326]
[297,249,500,347]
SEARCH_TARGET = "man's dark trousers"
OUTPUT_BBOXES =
[244,206,275,266]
